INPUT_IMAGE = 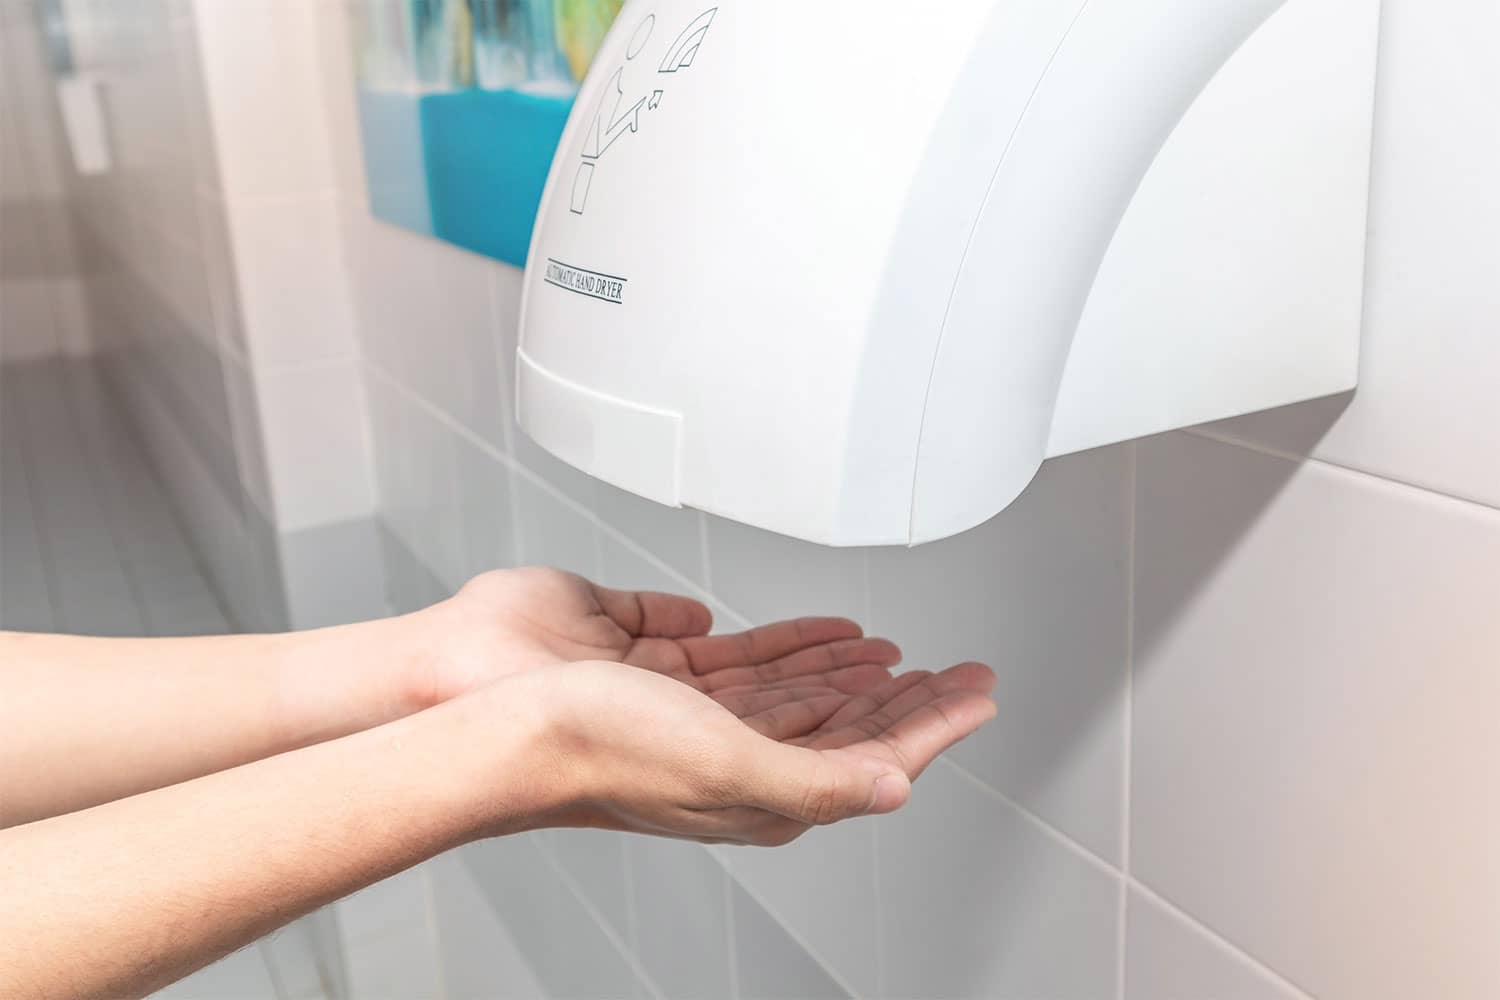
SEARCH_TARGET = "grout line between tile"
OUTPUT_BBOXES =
[91,361,245,630]
[367,359,542,494]
[620,837,640,958]
[584,506,607,582]
[194,183,345,210]
[363,357,1316,1000]
[485,270,519,459]
[255,937,290,1000]
[1115,440,1138,1000]
[479,277,529,573]
[363,357,726,600]
[723,866,741,1000]
[870,819,884,999]
[0,395,50,629]
[702,845,863,1000]
[7,370,63,629]
[1126,878,1319,1000]
[226,349,365,381]
[57,364,164,636]
[856,547,873,622]
[537,837,666,1000]
[418,864,449,1000]
[191,163,248,370]
[308,908,349,1000]
[119,203,200,259]
[504,454,529,567]
[939,755,1119,879]
[943,748,1313,1000]
[597,514,716,602]
[1186,426,1500,517]
[697,512,714,592]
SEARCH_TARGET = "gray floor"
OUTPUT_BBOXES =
[2,358,326,999]
[0,359,231,636]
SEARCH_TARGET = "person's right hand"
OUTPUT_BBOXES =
[464,656,996,846]
[394,567,903,714]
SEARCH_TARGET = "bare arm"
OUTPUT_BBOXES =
[0,622,419,826]
[0,567,911,827]
[0,658,996,1000]
[0,686,531,1000]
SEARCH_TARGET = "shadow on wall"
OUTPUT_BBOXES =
[1133,392,1353,665]
[353,384,1350,999]
[847,392,1347,997]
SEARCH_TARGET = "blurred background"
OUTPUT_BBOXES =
[1,1,1497,999]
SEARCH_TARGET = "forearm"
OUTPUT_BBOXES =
[0,620,425,826]
[0,693,541,1000]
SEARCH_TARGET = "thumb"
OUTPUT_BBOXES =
[740,743,911,826]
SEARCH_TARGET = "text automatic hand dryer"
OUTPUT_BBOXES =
[517,0,1380,546]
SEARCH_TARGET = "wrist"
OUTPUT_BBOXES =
[422,678,566,842]
[268,615,432,749]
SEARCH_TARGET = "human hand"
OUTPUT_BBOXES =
[394,567,903,723]
[462,656,996,846]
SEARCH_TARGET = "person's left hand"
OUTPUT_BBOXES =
[453,655,997,846]
[392,568,903,731]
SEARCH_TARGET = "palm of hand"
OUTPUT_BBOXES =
[417,568,905,721]
[520,655,997,846]
[423,569,996,846]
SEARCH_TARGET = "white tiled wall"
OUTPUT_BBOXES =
[41,0,276,628]
[190,0,373,540]
[314,0,1499,996]
[0,0,91,361]
[15,0,1498,995]
[21,1,376,991]
[39,0,380,634]
[1132,435,1500,1000]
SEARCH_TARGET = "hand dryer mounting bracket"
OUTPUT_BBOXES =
[516,0,1381,546]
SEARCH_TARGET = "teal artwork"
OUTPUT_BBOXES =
[352,0,624,266]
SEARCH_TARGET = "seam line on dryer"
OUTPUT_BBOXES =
[903,0,1095,542]
[515,347,685,423]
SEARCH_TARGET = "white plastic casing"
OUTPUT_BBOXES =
[517,0,1381,546]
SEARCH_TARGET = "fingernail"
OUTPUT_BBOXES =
[867,774,909,815]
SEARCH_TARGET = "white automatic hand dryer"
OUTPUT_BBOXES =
[516,0,1380,546]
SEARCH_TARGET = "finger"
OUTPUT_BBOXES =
[805,669,934,735]
[733,741,909,826]
[712,685,846,719]
[740,692,849,741]
[767,662,894,694]
[800,663,996,777]
[805,682,985,753]
[621,636,706,680]
[839,691,997,780]
[712,663,894,698]
[677,617,864,674]
[806,662,993,743]
[755,636,902,684]
[592,585,713,639]
[698,637,900,690]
